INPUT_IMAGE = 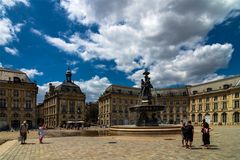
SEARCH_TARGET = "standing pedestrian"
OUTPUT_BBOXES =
[38,124,46,144]
[185,120,194,149]
[181,122,187,147]
[201,119,210,148]
[19,121,29,144]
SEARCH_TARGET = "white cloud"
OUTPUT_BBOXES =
[20,68,44,79]
[0,0,30,15]
[14,23,24,32]
[0,62,2,67]
[1,0,29,7]
[37,81,61,103]
[71,67,78,74]
[4,47,18,55]
[30,28,42,36]
[129,43,233,87]
[76,76,111,102]
[55,0,240,86]
[66,60,79,66]
[95,64,107,70]
[0,0,29,46]
[0,18,15,45]
[0,19,24,46]
[37,76,111,103]
[44,34,79,53]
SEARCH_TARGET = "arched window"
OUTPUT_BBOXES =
[191,114,195,122]
[25,113,32,118]
[222,112,227,123]
[198,113,202,122]
[233,112,240,123]
[176,114,180,124]
[69,115,75,119]
[213,112,218,123]
[0,112,6,117]
[13,113,19,118]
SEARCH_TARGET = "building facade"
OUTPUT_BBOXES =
[188,76,240,125]
[0,68,38,130]
[99,76,240,127]
[99,85,140,126]
[152,88,189,124]
[38,68,85,128]
[99,85,189,127]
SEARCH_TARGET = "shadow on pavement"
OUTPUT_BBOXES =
[40,142,52,144]
[191,146,220,150]
[21,143,35,145]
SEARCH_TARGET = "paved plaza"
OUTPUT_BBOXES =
[0,126,240,160]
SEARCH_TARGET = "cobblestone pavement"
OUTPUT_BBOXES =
[0,126,240,160]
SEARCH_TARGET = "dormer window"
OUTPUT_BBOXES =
[193,90,198,94]
[223,84,230,89]
[13,77,21,83]
[207,88,212,92]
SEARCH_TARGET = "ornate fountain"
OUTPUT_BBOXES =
[110,70,181,135]
[129,70,165,126]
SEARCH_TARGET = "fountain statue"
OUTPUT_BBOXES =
[129,69,164,126]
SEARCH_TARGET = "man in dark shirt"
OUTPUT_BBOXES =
[185,120,194,149]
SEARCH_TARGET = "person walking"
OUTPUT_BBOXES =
[201,119,210,148]
[185,121,194,149]
[19,121,29,144]
[181,122,187,147]
[38,124,46,144]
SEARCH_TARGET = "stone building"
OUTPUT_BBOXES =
[98,85,140,126]
[99,85,189,127]
[152,88,189,124]
[99,75,240,127]
[38,68,85,128]
[0,68,38,130]
[187,76,240,125]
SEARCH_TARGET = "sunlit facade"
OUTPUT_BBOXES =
[0,68,38,130]
[99,76,240,126]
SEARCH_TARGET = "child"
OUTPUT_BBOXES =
[38,125,46,144]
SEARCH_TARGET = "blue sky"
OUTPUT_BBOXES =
[0,0,240,102]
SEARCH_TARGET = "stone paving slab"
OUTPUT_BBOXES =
[0,126,240,160]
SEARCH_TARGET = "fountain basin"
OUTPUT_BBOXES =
[110,125,181,135]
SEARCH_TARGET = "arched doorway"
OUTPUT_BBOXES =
[233,112,240,123]
[198,113,202,122]
[176,114,180,124]
[191,114,195,122]
[221,112,227,124]
[11,120,20,129]
[213,112,218,123]
[26,120,32,129]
